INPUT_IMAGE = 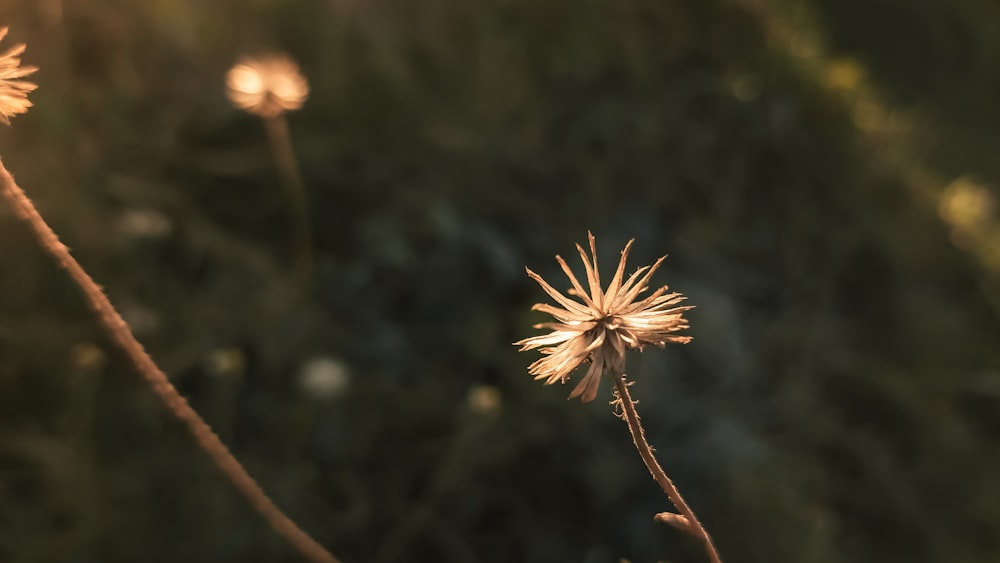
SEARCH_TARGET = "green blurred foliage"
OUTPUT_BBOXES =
[1,0,999,562]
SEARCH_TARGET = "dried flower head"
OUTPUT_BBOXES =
[515,233,693,402]
[0,27,38,125]
[225,54,308,118]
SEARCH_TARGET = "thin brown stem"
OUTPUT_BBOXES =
[264,114,313,279]
[612,372,722,563]
[0,158,338,563]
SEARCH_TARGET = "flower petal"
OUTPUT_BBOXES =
[603,239,633,309]
[532,321,598,333]
[555,254,598,310]
[529,302,594,323]
[610,256,666,310]
[514,330,578,349]
[525,267,591,316]
[575,232,604,309]
[569,352,604,402]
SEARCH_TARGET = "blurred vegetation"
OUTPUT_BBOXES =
[1,0,999,561]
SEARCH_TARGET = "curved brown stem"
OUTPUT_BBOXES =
[0,158,338,563]
[612,372,722,563]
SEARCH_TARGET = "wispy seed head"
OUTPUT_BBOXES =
[515,232,693,402]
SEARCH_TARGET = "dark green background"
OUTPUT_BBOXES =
[1,0,999,561]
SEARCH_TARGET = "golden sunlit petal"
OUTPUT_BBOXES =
[532,321,598,332]
[603,239,634,307]
[619,285,671,315]
[555,254,598,309]
[575,233,606,308]
[526,267,592,316]
[611,256,666,311]
[529,302,593,323]
[569,354,604,402]
[514,330,578,349]
[0,27,37,125]
[587,231,604,307]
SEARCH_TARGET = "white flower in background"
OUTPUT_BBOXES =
[299,357,351,400]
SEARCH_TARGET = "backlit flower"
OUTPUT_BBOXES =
[515,233,693,402]
[0,27,38,125]
[225,54,308,118]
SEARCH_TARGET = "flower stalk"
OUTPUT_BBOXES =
[265,111,312,278]
[226,54,313,279]
[0,30,336,563]
[516,233,722,562]
[0,159,338,563]
[612,372,722,563]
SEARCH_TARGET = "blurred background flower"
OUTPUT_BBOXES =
[226,54,308,119]
[226,52,314,277]
[298,357,351,400]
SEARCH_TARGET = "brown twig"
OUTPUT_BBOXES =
[612,372,722,563]
[0,158,338,563]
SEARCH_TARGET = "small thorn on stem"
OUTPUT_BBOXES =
[655,512,693,533]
